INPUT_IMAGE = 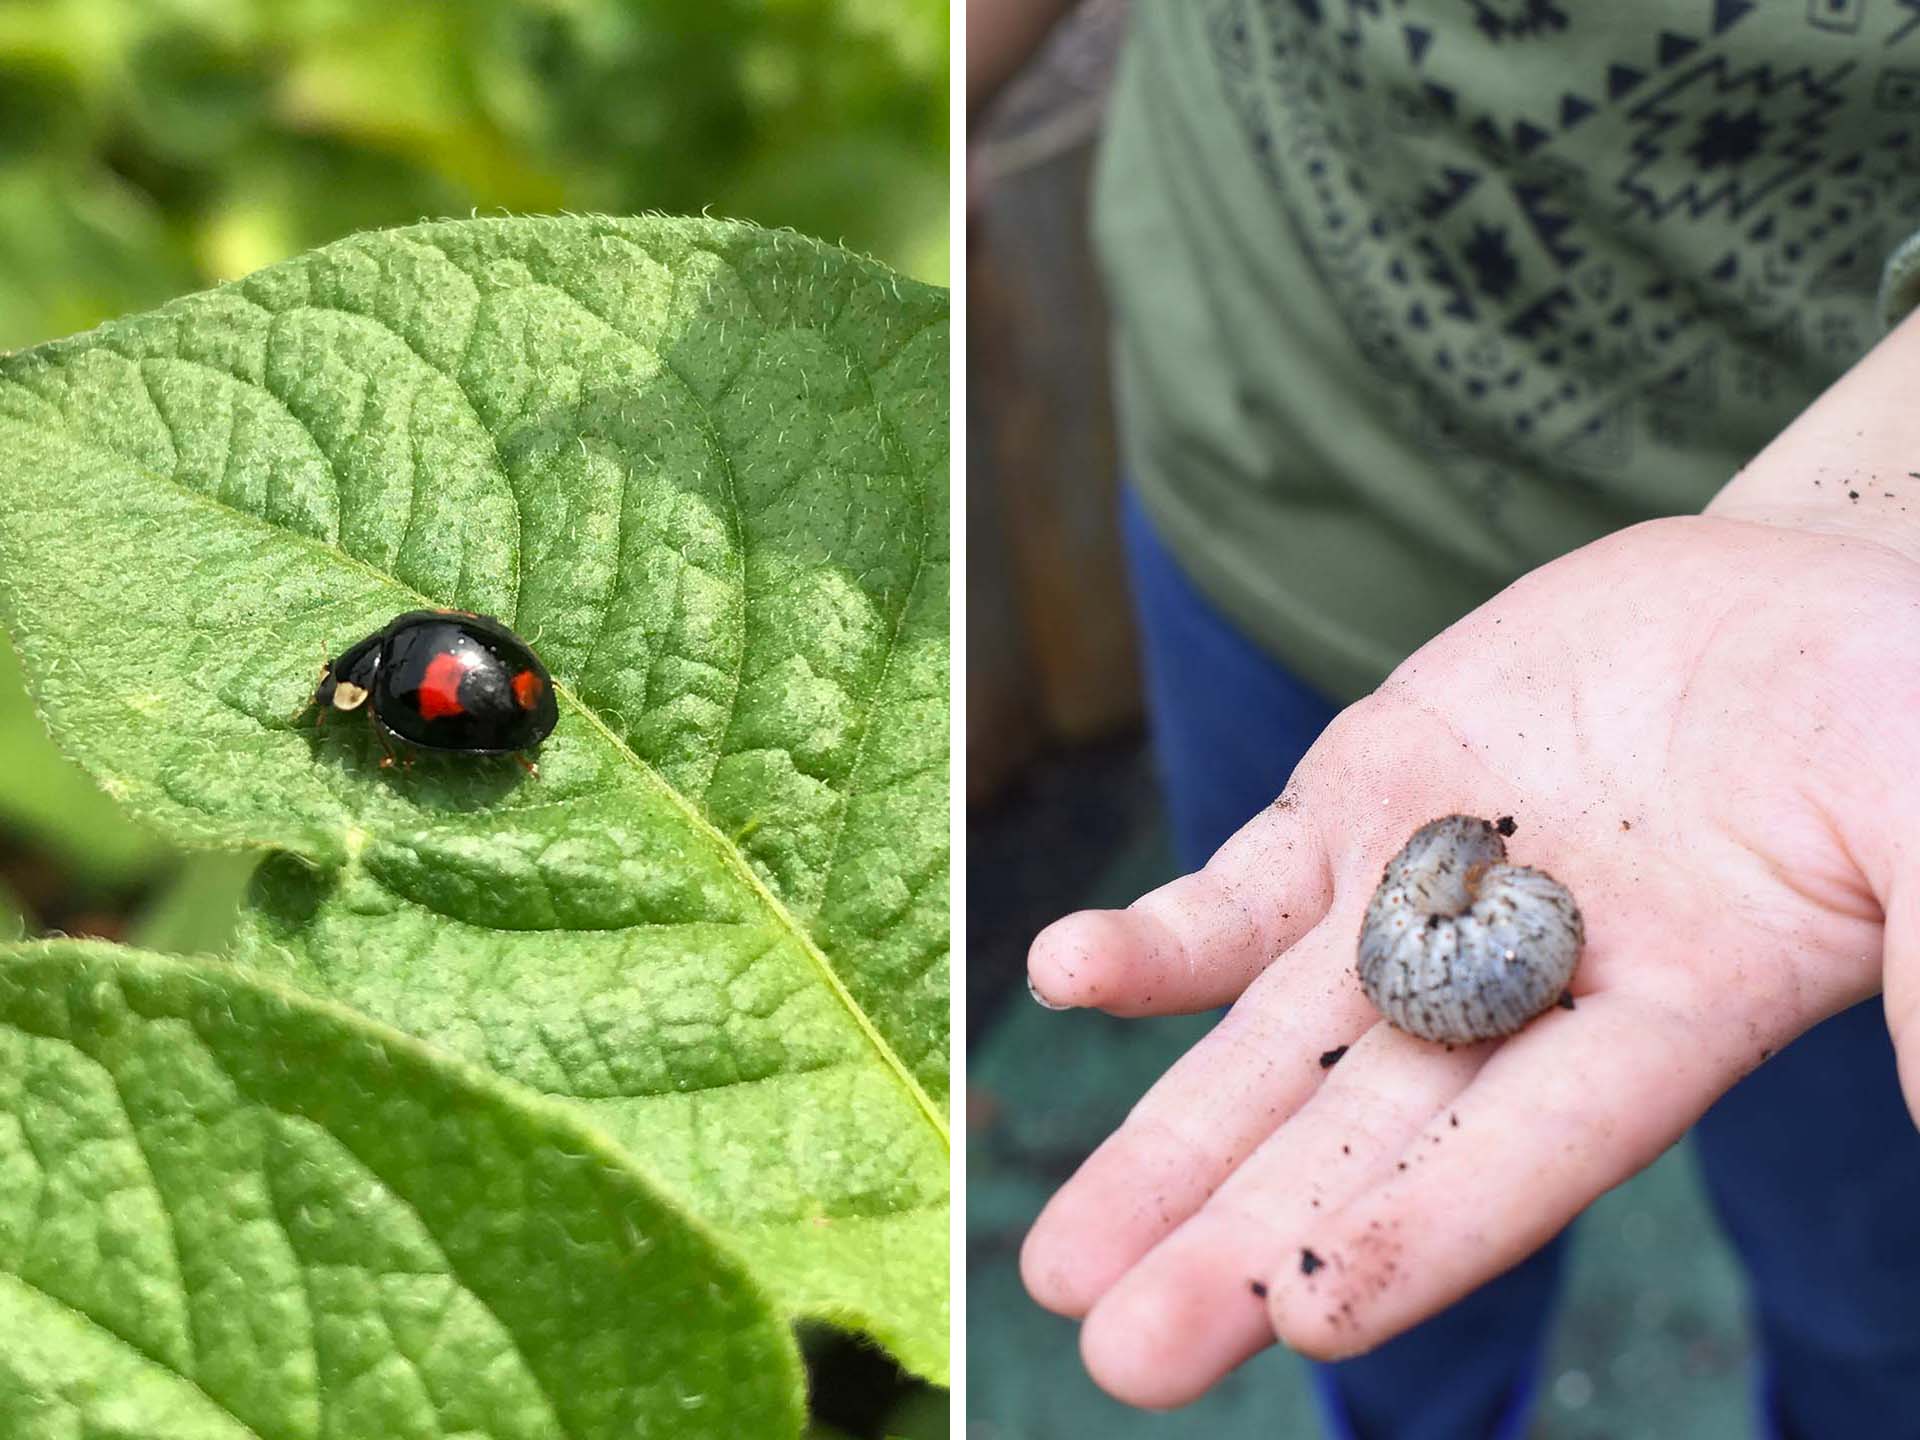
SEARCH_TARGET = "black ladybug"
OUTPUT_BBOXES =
[313,609,558,768]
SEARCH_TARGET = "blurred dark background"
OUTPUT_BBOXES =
[965,5,1751,1436]
[0,3,946,1435]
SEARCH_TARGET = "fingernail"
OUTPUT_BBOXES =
[1027,974,1073,1010]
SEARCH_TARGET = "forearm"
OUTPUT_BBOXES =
[968,0,1081,116]
[1706,303,1920,559]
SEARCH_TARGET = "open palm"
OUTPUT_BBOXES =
[1021,512,1920,1408]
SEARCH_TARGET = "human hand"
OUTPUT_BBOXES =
[1020,503,1920,1407]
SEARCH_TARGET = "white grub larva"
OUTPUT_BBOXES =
[1357,815,1583,1044]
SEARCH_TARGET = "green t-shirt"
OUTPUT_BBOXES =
[1095,0,1920,699]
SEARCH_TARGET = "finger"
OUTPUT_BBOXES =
[1021,913,1374,1318]
[1076,1022,1492,1409]
[1264,987,1766,1361]
[1027,798,1332,1014]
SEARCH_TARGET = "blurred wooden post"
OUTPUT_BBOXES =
[968,0,1139,806]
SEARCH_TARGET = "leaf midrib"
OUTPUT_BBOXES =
[0,405,951,1155]
[560,682,949,1147]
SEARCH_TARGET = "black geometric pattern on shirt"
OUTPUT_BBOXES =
[1714,0,1758,36]
[1415,165,1480,220]
[1463,0,1568,44]
[1211,0,1256,75]
[1615,55,1854,221]
[1874,67,1920,112]
[1513,178,1584,269]
[1220,0,1637,488]
[1462,223,1522,298]
[1205,0,1920,494]
[1894,0,1920,48]
[1217,0,1539,511]
[1289,0,1413,32]
[1643,343,1721,445]
[1806,0,1864,37]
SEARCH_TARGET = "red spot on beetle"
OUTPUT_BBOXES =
[418,651,470,720]
[512,669,544,711]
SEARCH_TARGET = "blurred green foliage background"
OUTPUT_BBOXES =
[0,0,947,949]
[0,0,948,354]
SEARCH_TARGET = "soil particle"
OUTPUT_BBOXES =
[1319,1045,1349,1069]
[1249,1280,1268,1299]
[1449,1112,1460,1128]
[1494,815,1517,836]
[1849,490,1861,501]
[1300,1248,1325,1276]
[1557,989,1576,1011]
[1620,819,1632,831]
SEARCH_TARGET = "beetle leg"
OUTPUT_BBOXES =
[368,711,407,770]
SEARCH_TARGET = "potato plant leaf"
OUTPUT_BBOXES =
[0,938,804,1438]
[0,624,166,886]
[130,851,262,957]
[0,216,949,1378]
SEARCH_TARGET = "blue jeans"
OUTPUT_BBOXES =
[1119,487,1920,1440]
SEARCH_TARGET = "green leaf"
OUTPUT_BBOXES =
[0,937,804,1437]
[0,614,165,887]
[0,215,949,1378]
[129,850,261,956]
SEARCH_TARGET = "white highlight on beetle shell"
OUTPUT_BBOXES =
[1357,815,1583,1044]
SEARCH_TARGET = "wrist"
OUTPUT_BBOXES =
[1705,306,1920,563]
